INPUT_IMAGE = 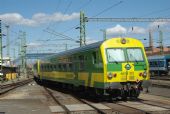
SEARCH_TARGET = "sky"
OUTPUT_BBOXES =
[0,0,170,59]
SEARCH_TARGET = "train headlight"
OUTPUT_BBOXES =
[121,38,126,44]
[107,72,113,79]
[139,72,143,76]
[143,71,147,78]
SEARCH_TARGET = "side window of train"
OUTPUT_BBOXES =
[51,65,53,71]
[149,61,153,67]
[54,65,57,71]
[49,65,51,71]
[41,65,43,71]
[158,61,164,67]
[42,65,44,71]
[79,55,85,71]
[98,51,103,68]
[68,63,73,71]
[63,64,67,71]
[44,65,46,71]
[58,64,62,71]
[151,61,157,67]
[92,51,97,64]
[47,64,49,71]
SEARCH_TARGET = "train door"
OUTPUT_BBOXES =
[73,55,78,84]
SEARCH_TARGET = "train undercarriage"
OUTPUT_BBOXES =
[34,76,149,100]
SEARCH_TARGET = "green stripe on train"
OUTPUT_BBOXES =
[41,76,85,86]
[107,63,122,71]
[107,62,146,71]
[134,62,147,71]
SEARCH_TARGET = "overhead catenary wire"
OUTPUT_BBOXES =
[50,1,73,29]
[45,0,63,30]
[44,28,77,41]
[55,0,61,11]
[64,1,73,14]
[61,1,123,34]
[140,7,170,17]
[0,21,21,49]
[92,1,123,17]
[74,0,92,11]
[55,0,92,33]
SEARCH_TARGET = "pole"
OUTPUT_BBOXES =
[80,11,86,46]
[149,29,153,53]
[20,31,24,74]
[22,32,27,77]
[13,48,16,60]
[0,20,2,71]
[18,31,23,77]
[6,25,10,58]
[23,32,26,70]
[80,11,83,47]
[159,30,163,55]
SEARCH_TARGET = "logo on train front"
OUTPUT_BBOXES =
[125,64,131,70]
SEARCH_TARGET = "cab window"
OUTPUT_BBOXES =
[127,48,144,62]
[106,48,125,62]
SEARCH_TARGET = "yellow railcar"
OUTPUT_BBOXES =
[34,38,150,98]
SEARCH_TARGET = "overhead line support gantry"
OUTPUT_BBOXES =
[79,11,170,46]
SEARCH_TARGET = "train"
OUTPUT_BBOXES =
[148,55,170,76]
[0,66,17,81]
[34,37,150,99]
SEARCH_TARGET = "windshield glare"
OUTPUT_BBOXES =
[106,48,144,62]
[106,49,125,62]
[127,48,144,61]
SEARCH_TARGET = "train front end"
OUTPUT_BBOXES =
[100,38,150,98]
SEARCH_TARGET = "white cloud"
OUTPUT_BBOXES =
[149,21,168,28]
[149,19,170,30]
[86,37,99,44]
[0,12,79,26]
[128,26,146,34]
[27,42,42,48]
[106,24,127,35]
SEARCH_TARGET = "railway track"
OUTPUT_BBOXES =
[0,78,33,95]
[150,76,170,81]
[150,78,170,89]
[44,86,170,114]
[44,87,101,114]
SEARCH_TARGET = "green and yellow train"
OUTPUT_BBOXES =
[34,37,150,98]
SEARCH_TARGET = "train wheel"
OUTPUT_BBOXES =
[121,90,127,101]
[130,89,140,98]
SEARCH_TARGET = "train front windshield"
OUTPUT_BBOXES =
[127,48,144,62]
[106,48,144,62]
[106,49,125,62]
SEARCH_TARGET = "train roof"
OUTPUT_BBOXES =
[43,40,104,61]
[148,54,170,60]
[42,37,143,61]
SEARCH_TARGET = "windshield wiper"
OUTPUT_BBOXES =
[129,54,138,64]
[109,55,118,64]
